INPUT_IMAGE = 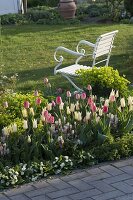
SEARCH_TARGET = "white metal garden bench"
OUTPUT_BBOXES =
[54,30,118,92]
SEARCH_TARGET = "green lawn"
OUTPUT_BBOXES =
[0,24,133,92]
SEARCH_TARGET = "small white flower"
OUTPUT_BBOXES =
[33,119,37,129]
[60,162,65,168]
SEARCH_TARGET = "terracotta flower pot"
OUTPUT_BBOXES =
[58,0,77,19]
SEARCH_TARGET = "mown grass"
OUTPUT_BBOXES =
[0,24,133,92]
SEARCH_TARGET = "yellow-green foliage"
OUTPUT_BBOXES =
[77,66,130,97]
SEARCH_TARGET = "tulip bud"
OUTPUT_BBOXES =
[49,116,54,124]
[115,90,119,98]
[56,96,62,105]
[23,120,28,129]
[34,90,39,96]
[24,101,30,109]
[52,100,56,107]
[66,91,71,97]
[36,97,41,105]
[87,84,92,91]
[109,95,115,102]
[27,135,31,143]
[33,119,37,129]
[3,101,8,108]
[44,77,48,84]
[74,111,78,120]
[96,116,100,123]
[120,98,125,108]
[75,93,80,100]
[81,92,86,100]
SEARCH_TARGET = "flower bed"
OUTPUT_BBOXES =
[0,80,133,189]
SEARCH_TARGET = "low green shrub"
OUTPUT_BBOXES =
[77,66,130,97]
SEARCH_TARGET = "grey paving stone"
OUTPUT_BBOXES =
[31,195,51,200]
[54,197,73,200]
[86,167,104,175]
[68,179,94,191]
[90,180,115,193]
[115,193,133,200]
[99,165,123,176]
[61,171,89,182]
[112,158,133,168]
[33,181,49,189]
[120,166,133,176]
[47,187,79,199]
[69,188,102,200]
[25,186,56,198]
[111,182,133,194]
[4,185,35,197]
[103,173,131,184]
[92,190,124,200]
[9,194,30,200]
[0,194,10,200]
[47,178,70,190]
[82,172,111,183]
[124,178,133,186]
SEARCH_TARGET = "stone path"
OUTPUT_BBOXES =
[1,158,133,200]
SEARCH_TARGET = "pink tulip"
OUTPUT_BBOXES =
[81,92,86,100]
[66,91,71,97]
[52,100,56,107]
[102,105,108,113]
[36,97,41,105]
[3,101,8,108]
[44,78,48,84]
[24,101,30,109]
[90,103,97,112]
[56,96,62,105]
[87,84,92,91]
[49,116,54,124]
[87,97,93,106]
[109,95,115,102]
[44,110,49,118]
[75,93,80,100]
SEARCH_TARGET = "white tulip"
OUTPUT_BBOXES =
[30,107,34,116]
[99,108,103,116]
[70,103,75,112]
[23,120,28,129]
[128,96,133,106]
[12,123,17,133]
[47,103,52,111]
[66,106,71,115]
[86,111,91,120]
[120,98,125,108]
[115,90,119,98]
[77,112,82,121]
[75,101,80,110]
[2,127,9,136]
[59,102,64,110]
[74,111,78,120]
[22,108,28,118]
[129,105,133,111]
[104,99,109,106]
[33,119,37,129]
